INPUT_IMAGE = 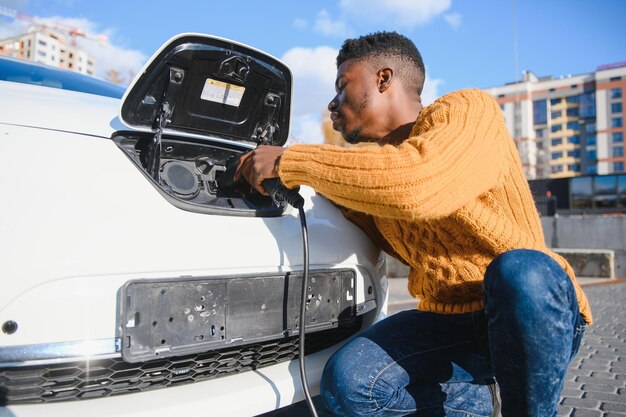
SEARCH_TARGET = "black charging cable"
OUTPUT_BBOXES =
[262,178,318,417]
[219,160,319,416]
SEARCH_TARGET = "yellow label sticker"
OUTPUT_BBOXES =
[200,78,245,107]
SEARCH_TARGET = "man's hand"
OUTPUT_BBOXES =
[234,145,285,195]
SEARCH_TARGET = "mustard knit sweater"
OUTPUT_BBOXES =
[278,89,592,324]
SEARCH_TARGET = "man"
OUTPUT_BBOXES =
[235,32,591,417]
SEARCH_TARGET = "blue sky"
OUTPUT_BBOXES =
[1,0,625,143]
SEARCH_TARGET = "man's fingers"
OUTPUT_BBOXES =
[233,152,251,182]
[233,146,284,196]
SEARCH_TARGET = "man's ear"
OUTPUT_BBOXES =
[377,68,393,93]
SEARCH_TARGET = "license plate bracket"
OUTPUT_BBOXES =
[120,269,355,362]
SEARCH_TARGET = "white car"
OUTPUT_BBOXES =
[0,34,388,417]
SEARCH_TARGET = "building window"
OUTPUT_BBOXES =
[587,165,597,175]
[567,108,579,117]
[551,165,564,173]
[614,146,624,158]
[612,103,623,113]
[37,50,46,57]
[580,92,596,118]
[571,84,578,89]
[566,95,579,103]
[535,129,544,138]
[587,135,597,146]
[610,88,623,99]
[551,124,562,133]
[571,176,593,207]
[587,150,597,160]
[551,110,562,119]
[614,162,625,172]
[567,121,580,130]
[614,132,624,143]
[585,122,596,133]
[568,163,581,172]
[552,152,563,160]
[567,136,581,144]
[533,100,547,124]
[613,117,623,128]
[567,150,581,158]
[610,76,622,82]
[37,39,47,46]
[550,98,560,106]
[551,138,563,146]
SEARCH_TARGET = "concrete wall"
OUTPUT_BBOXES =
[542,216,626,278]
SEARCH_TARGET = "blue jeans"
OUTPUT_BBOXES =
[320,249,587,416]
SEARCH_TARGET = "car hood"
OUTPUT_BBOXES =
[0,80,123,137]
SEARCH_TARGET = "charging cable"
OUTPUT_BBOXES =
[219,163,319,416]
[263,179,318,417]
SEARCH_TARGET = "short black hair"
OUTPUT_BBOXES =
[336,31,425,95]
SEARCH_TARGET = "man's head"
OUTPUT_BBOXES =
[328,31,425,144]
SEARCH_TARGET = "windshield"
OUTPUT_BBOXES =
[0,56,126,99]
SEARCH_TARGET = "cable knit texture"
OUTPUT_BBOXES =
[278,89,591,324]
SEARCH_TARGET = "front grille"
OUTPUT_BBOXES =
[0,318,361,405]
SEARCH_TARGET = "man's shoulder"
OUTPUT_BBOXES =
[421,89,498,118]
[439,88,495,103]
[433,89,501,118]
[413,88,501,135]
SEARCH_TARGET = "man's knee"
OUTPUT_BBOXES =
[320,338,374,415]
[484,249,567,299]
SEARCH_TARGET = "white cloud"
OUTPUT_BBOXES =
[282,46,337,85]
[313,9,352,38]
[40,16,146,84]
[281,46,338,144]
[289,113,325,144]
[292,18,308,30]
[421,71,443,106]
[0,15,146,85]
[0,19,28,39]
[443,12,462,30]
[338,0,452,28]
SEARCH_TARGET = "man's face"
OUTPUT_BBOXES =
[328,59,381,144]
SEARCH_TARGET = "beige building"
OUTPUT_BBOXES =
[0,26,95,76]
[487,63,626,179]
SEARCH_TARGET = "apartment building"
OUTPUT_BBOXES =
[0,26,95,75]
[487,62,626,180]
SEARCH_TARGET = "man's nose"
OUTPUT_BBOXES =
[328,96,338,112]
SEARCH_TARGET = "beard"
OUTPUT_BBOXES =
[341,90,370,144]
[343,128,362,144]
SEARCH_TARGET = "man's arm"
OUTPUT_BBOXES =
[238,89,507,220]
